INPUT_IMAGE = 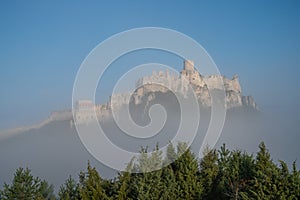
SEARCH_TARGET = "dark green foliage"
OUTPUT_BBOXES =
[160,166,178,199]
[114,158,136,200]
[199,147,219,199]
[1,142,299,199]
[290,161,300,198]
[247,142,300,200]
[165,142,177,166]
[222,150,255,199]
[172,142,202,199]
[58,176,80,200]
[0,167,55,200]
[78,162,110,200]
[39,181,56,200]
[132,145,165,200]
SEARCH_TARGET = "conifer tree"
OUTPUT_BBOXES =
[78,162,110,200]
[290,161,300,198]
[251,142,279,199]
[134,145,164,200]
[199,147,219,199]
[173,142,202,199]
[58,176,80,200]
[215,143,232,200]
[1,167,55,200]
[160,165,178,199]
[38,180,55,200]
[164,142,177,167]
[115,158,135,200]
[222,150,255,200]
[1,141,300,200]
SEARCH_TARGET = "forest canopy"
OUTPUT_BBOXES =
[1,142,299,200]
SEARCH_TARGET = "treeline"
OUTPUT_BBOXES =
[1,142,300,200]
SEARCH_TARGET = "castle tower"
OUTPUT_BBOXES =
[184,60,194,71]
[180,60,205,87]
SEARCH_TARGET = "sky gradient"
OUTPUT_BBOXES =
[0,1,300,129]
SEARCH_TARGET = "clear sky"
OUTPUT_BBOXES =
[0,0,300,129]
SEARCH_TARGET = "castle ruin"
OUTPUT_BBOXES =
[74,60,257,124]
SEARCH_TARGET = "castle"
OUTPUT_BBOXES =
[74,60,257,124]
[134,60,254,108]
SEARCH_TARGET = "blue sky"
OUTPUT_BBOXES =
[0,1,300,129]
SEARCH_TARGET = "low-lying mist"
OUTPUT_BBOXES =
[0,98,299,192]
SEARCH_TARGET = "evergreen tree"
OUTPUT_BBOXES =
[134,145,164,200]
[222,150,255,200]
[160,166,178,199]
[173,142,202,199]
[251,142,280,199]
[58,176,80,200]
[199,147,219,199]
[1,141,299,200]
[1,167,55,200]
[102,179,115,199]
[289,161,300,198]
[115,158,137,200]
[215,143,232,200]
[164,142,177,167]
[39,180,56,200]
[78,162,110,200]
